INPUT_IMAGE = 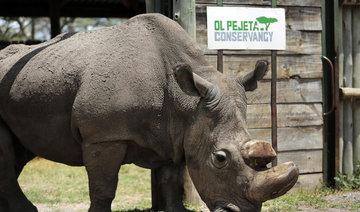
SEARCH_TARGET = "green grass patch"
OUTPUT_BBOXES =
[19,158,152,210]
[263,187,360,211]
[18,158,360,211]
[262,188,329,211]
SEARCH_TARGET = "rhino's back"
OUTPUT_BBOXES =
[0,14,204,165]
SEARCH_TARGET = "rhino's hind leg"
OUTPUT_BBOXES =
[0,119,37,212]
[82,141,127,212]
[151,163,191,212]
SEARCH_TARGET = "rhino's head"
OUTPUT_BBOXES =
[174,61,299,212]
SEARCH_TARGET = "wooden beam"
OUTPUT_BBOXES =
[341,0,360,5]
[340,88,360,99]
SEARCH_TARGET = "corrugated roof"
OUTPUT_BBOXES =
[0,0,146,18]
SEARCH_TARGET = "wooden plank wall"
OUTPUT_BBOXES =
[195,0,323,190]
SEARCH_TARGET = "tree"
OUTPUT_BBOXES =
[0,17,123,42]
[256,16,278,31]
[0,17,50,41]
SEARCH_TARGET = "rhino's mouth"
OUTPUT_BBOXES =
[214,203,240,212]
[214,200,260,212]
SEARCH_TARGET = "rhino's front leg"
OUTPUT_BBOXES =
[151,163,192,212]
[82,141,127,212]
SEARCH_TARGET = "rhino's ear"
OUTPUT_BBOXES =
[238,60,269,91]
[173,63,214,98]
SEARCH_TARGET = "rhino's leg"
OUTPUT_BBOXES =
[0,119,37,212]
[82,141,127,212]
[151,163,191,212]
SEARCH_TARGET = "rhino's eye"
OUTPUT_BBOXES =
[212,150,229,169]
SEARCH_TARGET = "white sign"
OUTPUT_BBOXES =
[207,7,286,50]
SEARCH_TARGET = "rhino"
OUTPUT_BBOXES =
[0,14,299,212]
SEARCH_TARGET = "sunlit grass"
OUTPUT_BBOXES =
[263,187,360,211]
[18,158,360,211]
[18,158,152,211]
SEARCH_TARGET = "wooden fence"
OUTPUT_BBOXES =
[337,4,360,175]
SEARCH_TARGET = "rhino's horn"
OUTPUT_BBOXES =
[248,162,299,203]
[241,140,276,168]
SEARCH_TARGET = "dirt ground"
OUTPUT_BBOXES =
[298,191,360,212]
[34,190,360,212]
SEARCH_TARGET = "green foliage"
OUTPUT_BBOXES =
[334,162,360,191]
[0,17,123,42]
[60,17,124,33]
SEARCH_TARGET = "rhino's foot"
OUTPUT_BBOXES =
[88,204,111,212]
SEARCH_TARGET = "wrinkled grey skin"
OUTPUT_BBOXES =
[0,14,298,212]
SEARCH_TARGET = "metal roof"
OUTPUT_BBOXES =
[0,0,146,18]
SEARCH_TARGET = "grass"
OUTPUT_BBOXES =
[263,187,360,211]
[18,158,152,211]
[18,158,360,212]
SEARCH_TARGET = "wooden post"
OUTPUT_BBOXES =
[338,4,344,173]
[271,0,278,167]
[146,1,183,209]
[173,0,195,39]
[145,0,155,13]
[352,6,360,168]
[216,0,223,73]
[173,0,204,206]
[49,0,61,38]
[342,7,353,175]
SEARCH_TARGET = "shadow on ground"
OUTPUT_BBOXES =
[116,209,195,212]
